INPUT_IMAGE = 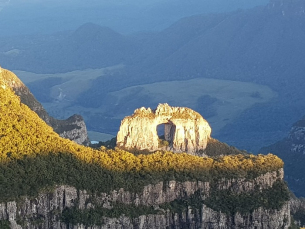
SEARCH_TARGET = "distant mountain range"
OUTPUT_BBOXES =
[0,0,268,36]
[1,0,305,151]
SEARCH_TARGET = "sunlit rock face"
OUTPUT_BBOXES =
[0,68,89,145]
[117,103,211,155]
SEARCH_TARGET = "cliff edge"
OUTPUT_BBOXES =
[0,67,291,228]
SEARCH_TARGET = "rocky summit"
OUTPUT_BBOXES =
[117,103,211,155]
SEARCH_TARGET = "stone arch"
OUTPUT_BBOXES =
[116,104,211,155]
[157,123,166,139]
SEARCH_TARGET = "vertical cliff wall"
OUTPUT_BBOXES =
[0,169,290,229]
[117,104,211,155]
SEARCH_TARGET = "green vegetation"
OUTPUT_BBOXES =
[205,179,289,214]
[0,83,288,223]
[0,148,284,202]
[160,180,289,215]
[0,220,10,229]
[259,139,305,197]
[158,138,169,148]
[205,138,248,157]
[289,217,300,229]
[60,180,290,226]
[61,203,159,226]
[160,190,202,214]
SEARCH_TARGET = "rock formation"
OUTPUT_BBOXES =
[0,71,292,228]
[290,197,305,227]
[0,68,89,145]
[259,115,305,197]
[0,169,291,229]
[117,104,211,155]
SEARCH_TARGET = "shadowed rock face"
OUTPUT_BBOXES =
[0,170,290,229]
[117,103,211,155]
[0,67,89,145]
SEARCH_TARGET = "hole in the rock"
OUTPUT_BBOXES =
[157,122,176,148]
[157,124,165,140]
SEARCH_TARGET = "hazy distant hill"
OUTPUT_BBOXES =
[0,0,268,37]
[77,0,305,151]
[0,23,137,73]
[2,0,305,151]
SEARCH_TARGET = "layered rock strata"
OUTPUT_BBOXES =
[117,104,211,155]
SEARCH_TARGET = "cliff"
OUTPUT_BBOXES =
[0,69,291,228]
[259,115,305,197]
[117,104,211,155]
[0,169,290,229]
[290,197,305,227]
[0,67,89,145]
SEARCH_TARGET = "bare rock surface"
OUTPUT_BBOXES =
[117,103,211,155]
[0,170,290,228]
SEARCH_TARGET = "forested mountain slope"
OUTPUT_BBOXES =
[0,69,291,228]
[0,68,89,145]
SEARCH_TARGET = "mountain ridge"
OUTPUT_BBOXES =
[2,0,305,151]
[0,67,292,228]
[0,67,89,145]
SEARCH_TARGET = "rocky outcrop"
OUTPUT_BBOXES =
[259,116,305,197]
[117,104,211,155]
[51,114,89,146]
[0,67,89,145]
[290,197,305,227]
[0,170,290,229]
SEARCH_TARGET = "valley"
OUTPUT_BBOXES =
[15,69,276,142]
[1,0,305,227]
[2,0,305,152]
